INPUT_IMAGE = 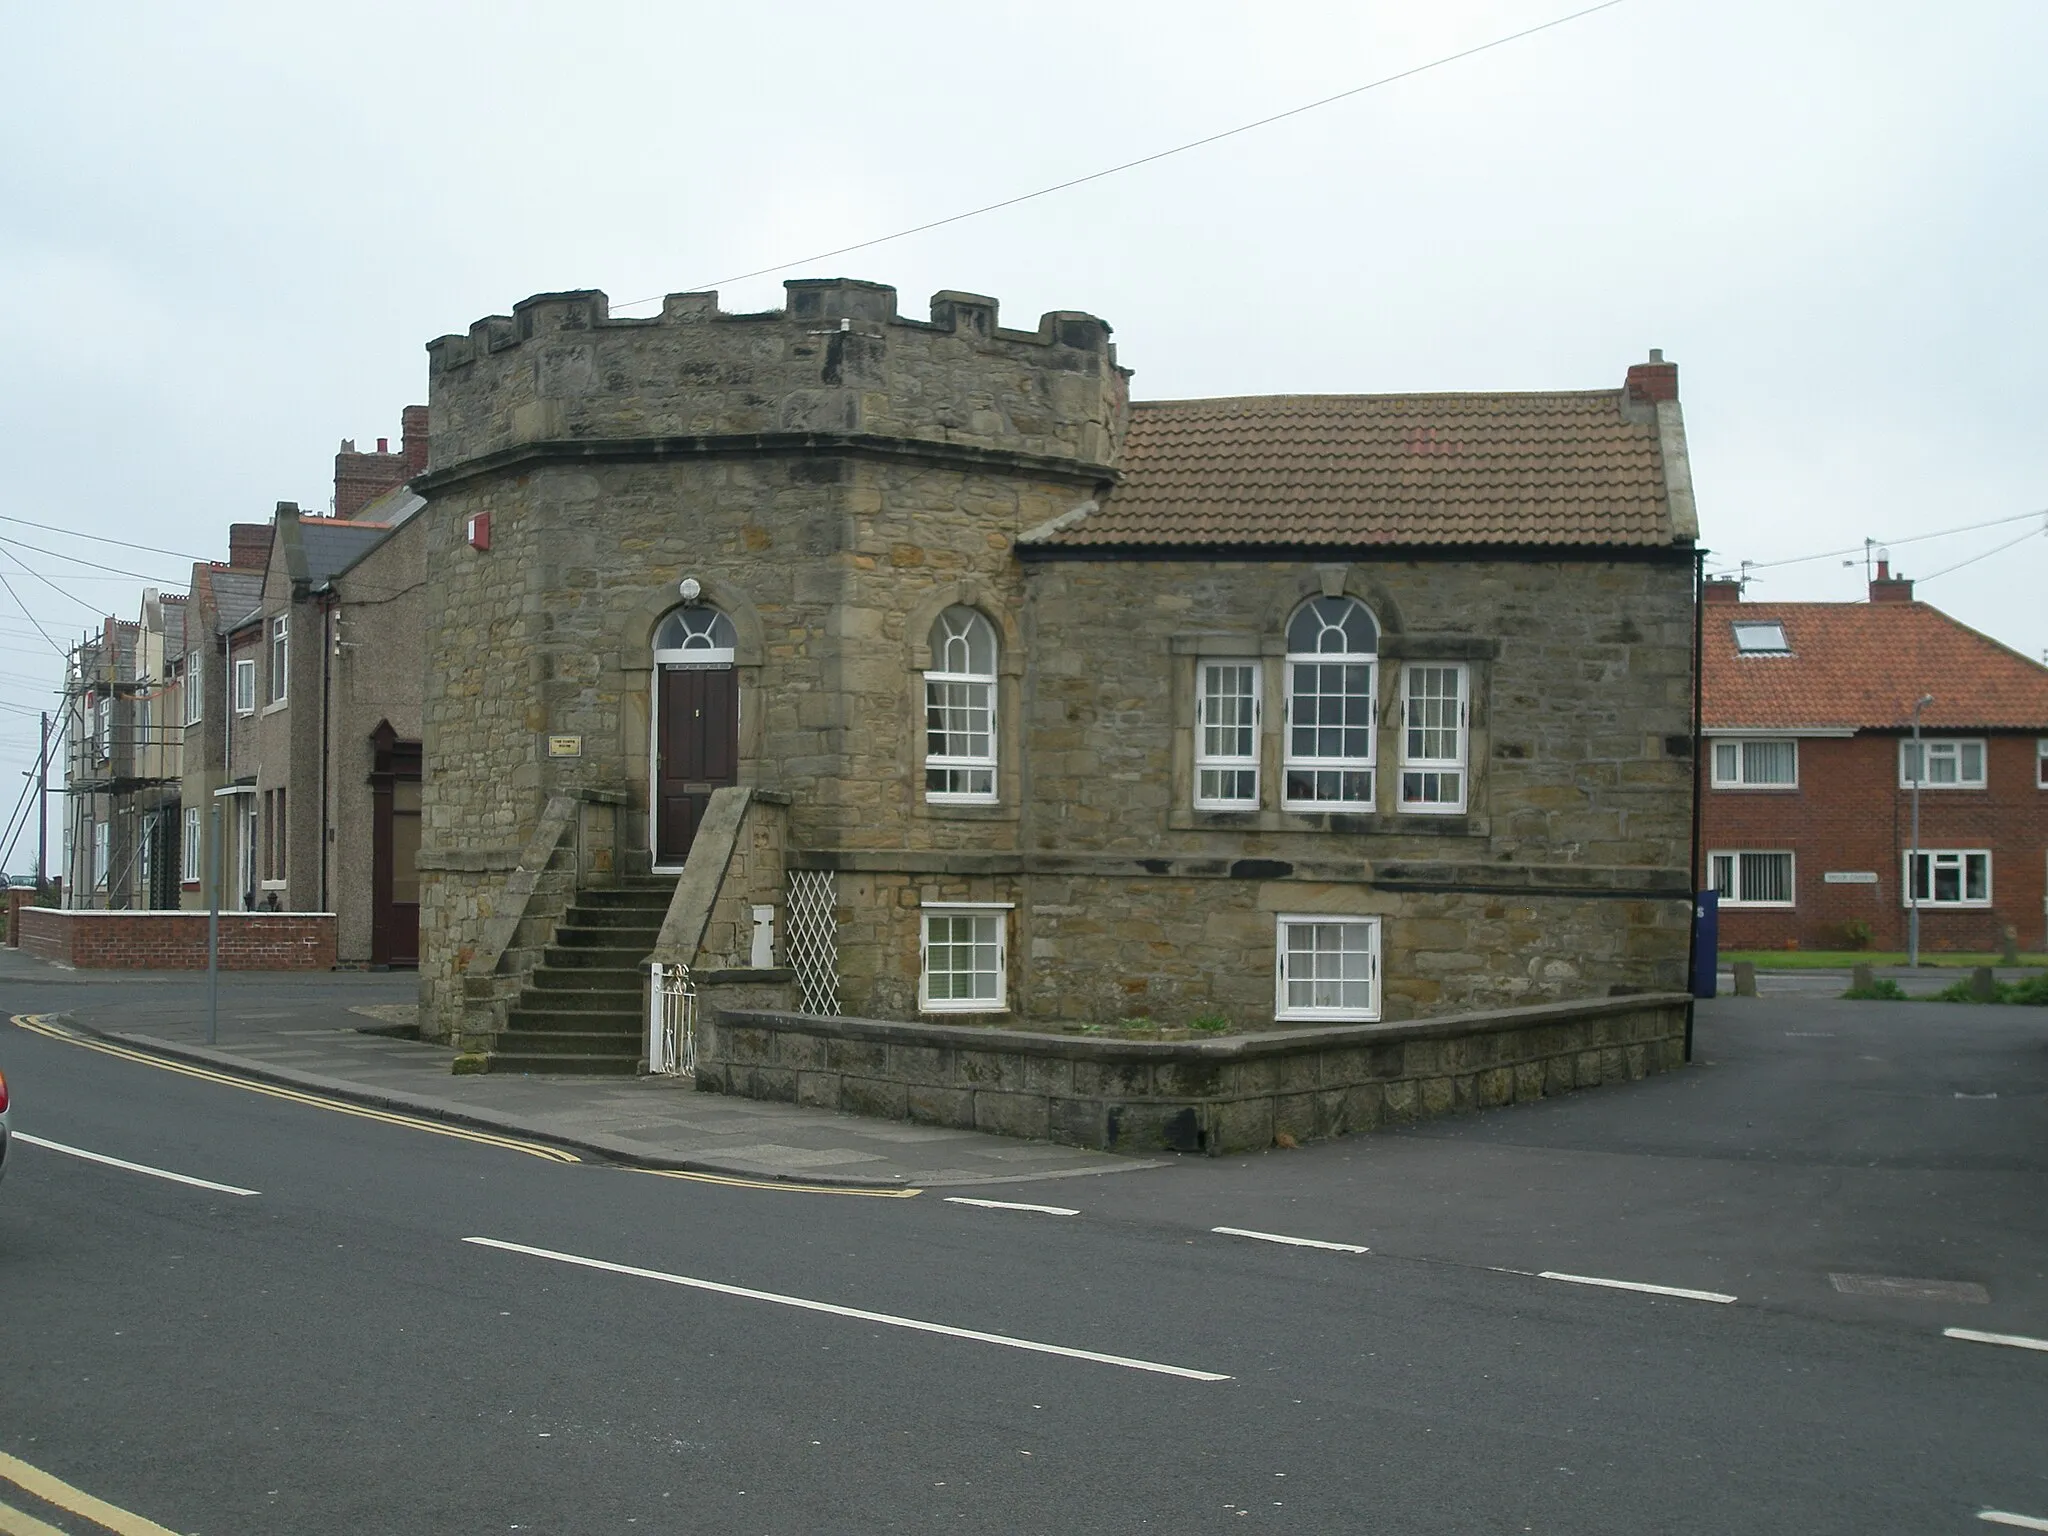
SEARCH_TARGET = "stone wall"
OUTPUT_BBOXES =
[697,993,1692,1154]
[17,908,337,970]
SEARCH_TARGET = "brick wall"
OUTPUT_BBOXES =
[1702,732,2048,951]
[16,908,337,969]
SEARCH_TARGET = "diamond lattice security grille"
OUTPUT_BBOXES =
[786,869,840,1017]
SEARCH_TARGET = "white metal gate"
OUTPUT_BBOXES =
[648,960,697,1076]
[785,869,840,1016]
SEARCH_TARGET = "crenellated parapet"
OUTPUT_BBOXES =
[422,278,1128,478]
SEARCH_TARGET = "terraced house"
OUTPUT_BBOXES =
[411,279,1702,1072]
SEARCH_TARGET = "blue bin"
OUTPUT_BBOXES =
[1691,889,1719,998]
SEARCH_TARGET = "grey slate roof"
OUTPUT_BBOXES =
[300,520,395,585]
[211,571,264,634]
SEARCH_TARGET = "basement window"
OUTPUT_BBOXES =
[1274,915,1380,1021]
[919,903,1009,1012]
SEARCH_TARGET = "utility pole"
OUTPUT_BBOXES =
[1908,693,1934,969]
[35,710,48,894]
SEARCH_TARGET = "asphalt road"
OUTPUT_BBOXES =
[2,993,2044,1534]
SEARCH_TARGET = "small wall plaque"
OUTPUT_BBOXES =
[546,734,583,759]
[1823,871,1878,884]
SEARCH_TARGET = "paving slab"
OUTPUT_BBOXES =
[0,947,1167,1189]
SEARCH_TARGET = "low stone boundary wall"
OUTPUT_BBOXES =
[698,993,1693,1154]
[17,908,338,971]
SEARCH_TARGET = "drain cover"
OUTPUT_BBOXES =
[1829,1273,1989,1304]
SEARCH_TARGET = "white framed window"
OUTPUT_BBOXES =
[1274,915,1380,1021]
[234,657,256,715]
[92,821,109,888]
[2037,739,2047,789]
[1900,738,1984,789]
[1709,850,1796,907]
[652,603,737,665]
[183,806,202,883]
[919,903,1008,1012]
[1282,597,1377,810]
[923,607,998,803]
[268,616,288,703]
[1711,737,1797,788]
[95,697,111,758]
[1195,661,1261,809]
[1399,663,1469,812]
[1904,849,1990,907]
[185,659,203,725]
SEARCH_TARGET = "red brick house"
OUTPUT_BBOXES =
[1700,565,2048,953]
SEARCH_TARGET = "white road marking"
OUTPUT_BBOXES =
[1980,1512,2048,1531]
[1946,1328,2048,1354]
[1212,1226,1369,1254]
[944,1197,1079,1216]
[1538,1271,1736,1304]
[464,1236,1231,1381]
[14,1132,260,1196]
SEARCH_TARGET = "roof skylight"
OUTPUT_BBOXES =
[1731,621,1790,655]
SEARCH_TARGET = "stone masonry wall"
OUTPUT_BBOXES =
[699,993,1691,1154]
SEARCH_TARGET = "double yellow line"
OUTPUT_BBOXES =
[0,1450,179,1536]
[7,1013,578,1163]
[6,1012,922,1196]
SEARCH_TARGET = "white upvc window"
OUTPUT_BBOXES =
[919,903,1009,1012]
[1399,663,1469,812]
[1904,849,1990,907]
[1710,850,1796,907]
[186,659,203,725]
[1900,738,1985,789]
[1274,915,1380,1021]
[183,806,202,884]
[268,616,288,703]
[95,697,112,758]
[234,657,256,715]
[92,821,109,887]
[1195,661,1261,809]
[1282,597,1378,810]
[1711,737,1798,788]
[2037,739,2047,789]
[923,607,998,803]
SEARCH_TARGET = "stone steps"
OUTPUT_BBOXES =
[485,878,674,1075]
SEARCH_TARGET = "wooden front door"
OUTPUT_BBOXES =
[656,665,738,866]
[369,722,422,967]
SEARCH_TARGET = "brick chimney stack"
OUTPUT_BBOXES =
[228,522,271,569]
[1870,559,1915,603]
[1702,576,1742,605]
[1626,348,1679,405]
[401,404,430,477]
[333,405,430,519]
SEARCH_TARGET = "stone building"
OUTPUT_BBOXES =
[412,279,1701,1063]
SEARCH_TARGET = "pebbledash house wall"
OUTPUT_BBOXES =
[1705,733,2048,952]
[411,280,1697,1044]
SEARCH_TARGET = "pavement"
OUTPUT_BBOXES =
[0,945,1163,1189]
[1717,962,2046,996]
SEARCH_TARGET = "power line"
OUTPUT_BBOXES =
[0,564,68,655]
[611,0,1634,308]
[0,513,208,564]
[0,544,103,619]
[1918,523,2046,584]
[0,532,188,585]
[1706,507,2048,579]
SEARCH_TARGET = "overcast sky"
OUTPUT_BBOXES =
[3,0,2044,871]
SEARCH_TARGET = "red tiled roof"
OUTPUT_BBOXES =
[1703,599,2048,730]
[1032,390,1683,549]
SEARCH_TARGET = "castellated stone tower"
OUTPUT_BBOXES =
[413,278,1128,1039]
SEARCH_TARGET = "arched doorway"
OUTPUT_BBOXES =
[651,603,738,869]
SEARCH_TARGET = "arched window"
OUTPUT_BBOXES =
[1283,596,1378,809]
[653,604,737,665]
[924,606,998,802]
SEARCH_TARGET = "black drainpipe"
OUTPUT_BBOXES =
[1684,546,1706,1061]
